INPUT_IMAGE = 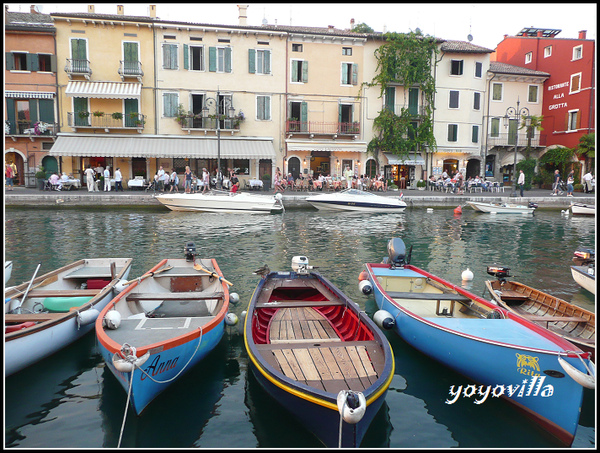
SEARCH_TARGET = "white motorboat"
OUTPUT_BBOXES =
[466,200,536,214]
[155,190,284,214]
[571,265,595,294]
[306,188,407,212]
[570,202,595,215]
[5,261,12,284]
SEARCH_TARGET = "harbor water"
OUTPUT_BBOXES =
[4,206,596,448]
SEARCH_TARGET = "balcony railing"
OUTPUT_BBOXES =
[385,104,427,117]
[65,59,92,78]
[180,116,241,131]
[487,132,546,148]
[118,60,144,79]
[67,112,146,129]
[5,120,57,136]
[286,120,360,135]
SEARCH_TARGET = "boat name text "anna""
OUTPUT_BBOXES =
[140,354,179,380]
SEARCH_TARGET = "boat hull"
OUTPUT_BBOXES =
[155,191,283,214]
[5,258,133,376]
[306,189,406,212]
[365,263,591,447]
[571,265,596,294]
[570,203,595,215]
[467,201,535,214]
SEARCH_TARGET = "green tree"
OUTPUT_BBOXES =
[576,133,595,172]
[520,114,544,156]
[352,22,374,33]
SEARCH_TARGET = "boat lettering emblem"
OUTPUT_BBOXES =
[445,375,555,405]
[516,353,540,374]
[140,354,179,380]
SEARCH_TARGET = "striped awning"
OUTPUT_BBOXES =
[383,152,425,166]
[5,91,54,99]
[500,152,525,167]
[65,81,142,99]
[49,135,277,159]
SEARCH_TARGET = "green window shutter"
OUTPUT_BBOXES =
[6,98,16,134]
[209,47,216,72]
[73,97,88,126]
[72,39,86,59]
[248,48,255,73]
[5,53,15,71]
[352,64,358,85]
[224,47,232,73]
[124,42,137,62]
[385,87,395,111]
[265,97,270,120]
[448,124,457,141]
[291,60,298,81]
[124,99,138,126]
[265,50,271,74]
[341,64,349,85]
[491,118,500,137]
[301,61,308,82]
[183,44,189,70]
[257,96,264,119]
[39,99,55,123]
[472,125,479,143]
[409,88,418,115]
[338,104,342,123]
[27,53,39,71]
[300,101,308,131]
[29,99,39,123]
[50,55,57,73]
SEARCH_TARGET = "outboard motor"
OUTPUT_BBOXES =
[528,202,538,209]
[486,266,512,283]
[387,238,412,268]
[184,242,197,262]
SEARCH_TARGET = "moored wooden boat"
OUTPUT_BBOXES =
[467,200,537,214]
[485,268,595,358]
[5,258,133,376]
[95,247,234,415]
[359,238,594,447]
[244,256,394,448]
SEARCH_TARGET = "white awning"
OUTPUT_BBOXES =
[65,81,142,99]
[500,152,525,167]
[5,91,54,99]
[49,134,277,159]
[285,139,367,153]
[383,152,425,166]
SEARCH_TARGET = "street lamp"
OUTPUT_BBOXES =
[202,88,235,189]
[504,98,530,197]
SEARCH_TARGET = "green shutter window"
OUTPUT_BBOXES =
[73,97,88,126]
[264,50,271,74]
[301,101,308,131]
[491,118,500,137]
[352,63,358,85]
[224,47,232,73]
[385,87,395,112]
[448,124,457,142]
[50,55,57,73]
[301,61,308,82]
[408,88,418,115]
[39,99,55,123]
[71,39,87,60]
[124,99,138,126]
[472,125,479,143]
[291,60,298,82]
[6,53,16,70]
[248,48,256,73]
[6,98,16,134]
[29,99,39,123]
[183,44,189,70]
[27,53,39,71]
[508,119,517,145]
[341,64,349,85]
[209,47,216,72]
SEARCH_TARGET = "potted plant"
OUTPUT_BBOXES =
[416,179,427,190]
[261,173,271,191]
[93,111,104,117]
[78,111,90,119]
[35,166,46,190]
[111,112,123,120]
[389,182,398,191]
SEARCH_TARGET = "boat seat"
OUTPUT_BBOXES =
[387,291,470,301]
[524,315,587,323]
[147,299,213,318]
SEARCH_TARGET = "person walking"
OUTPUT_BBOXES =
[84,167,95,192]
[5,162,14,191]
[184,166,193,194]
[551,169,562,195]
[202,168,210,193]
[582,171,593,193]
[170,169,179,192]
[103,166,111,191]
[114,167,123,192]
[517,169,525,197]
[566,170,575,197]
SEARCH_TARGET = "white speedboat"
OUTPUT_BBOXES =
[306,188,407,212]
[570,202,595,215]
[155,190,284,214]
[571,265,595,294]
[467,200,536,214]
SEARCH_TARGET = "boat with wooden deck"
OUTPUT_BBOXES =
[244,256,394,448]
[466,200,537,214]
[5,258,133,376]
[485,266,595,358]
[359,238,595,447]
[96,244,235,415]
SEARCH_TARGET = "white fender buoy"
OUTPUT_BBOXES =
[77,308,100,326]
[337,390,366,424]
[373,310,395,330]
[104,310,122,330]
[427,208,434,213]
[558,357,595,389]
[112,351,150,373]
[358,279,373,295]
[461,268,474,281]
[225,312,239,326]
[114,279,127,293]
[275,193,282,200]
[230,292,240,305]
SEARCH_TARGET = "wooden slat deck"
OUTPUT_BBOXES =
[261,306,380,393]
[25,289,102,297]
[5,313,65,323]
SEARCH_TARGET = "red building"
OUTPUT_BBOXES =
[493,28,595,151]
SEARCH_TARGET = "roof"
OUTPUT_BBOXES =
[440,40,494,54]
[5,11,55,30]
[489,62,550,78]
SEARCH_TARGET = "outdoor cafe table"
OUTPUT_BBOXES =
[248,179,263,189]
[61,179,81,190]
[127,178,145,190]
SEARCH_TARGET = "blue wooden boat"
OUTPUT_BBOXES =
[96,245,234,415]
[244,256,394,447]
[359,238,595,447]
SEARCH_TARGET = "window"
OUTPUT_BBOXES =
[189,45,204,71]
[449,90,459,109]
[450,59,463,75]
[568,110,579,131]
[342,47,352,56]
[525,52,532,64]
[528,85,539,103]
[256,95,271,121]
[291,59,308,83]
[544,46,552,57]
[162,43,178,69]
[472,125,479,143]
[447,124,458,142]
[162,92,179,117]
[292,43,303,52]
[490,118,500,137]
[570,73,581,93]
[492,82,503,101]
[475,62,482,78]
[473,92,481,110]
[232,159,250,175]
[572,45,583,60]
[209,46,232,73]
[341,63,358,85]
[248,49,271,74]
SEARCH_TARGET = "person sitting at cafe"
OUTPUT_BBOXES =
[49,172,62,190]
[230,173,240,193]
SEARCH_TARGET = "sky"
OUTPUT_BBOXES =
[6,3,597,51]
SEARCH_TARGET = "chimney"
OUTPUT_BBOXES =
[578,30,587,39]
[328,25,334,33]
[88,5,95,14]
[350,18,355,29]
[238,4,248,26]
[117,5,124,15]
[149,4,156,18]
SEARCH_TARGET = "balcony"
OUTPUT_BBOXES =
[65,59,92,80]
[67,112,146,131]
[179,115,242,133]
[5,120,57,138]
[386,104,427,117]
[487,132,546,148]
[118,60,144,82]
[286,120,360,136]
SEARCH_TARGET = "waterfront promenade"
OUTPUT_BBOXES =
[4,185,595,209]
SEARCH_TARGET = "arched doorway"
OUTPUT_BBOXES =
[287,156,301,180]
[466,159,480,179]
[5,148,25,186]
[365,159,377,178]
[42,155,58,175]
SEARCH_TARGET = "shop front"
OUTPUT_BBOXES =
[383,152,425,188]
